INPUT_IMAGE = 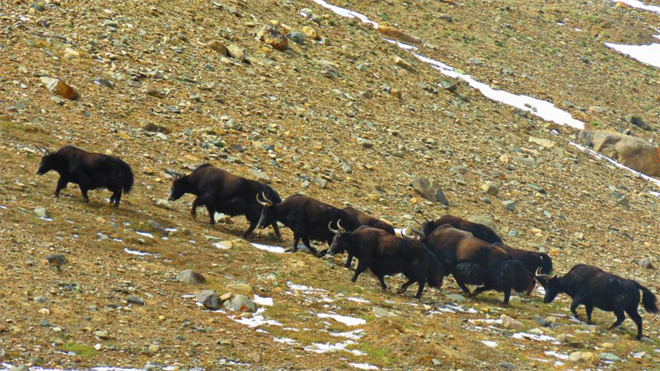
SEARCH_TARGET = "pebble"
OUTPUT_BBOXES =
[196,290,219,310]
[638,258,654,269]
[154,199,174,210]
[445,293,466,302]
[208,40,227,55]
[527,184,546,194]
[248,169,271,184]
[40,76,80,100]
[34,207,49,218]
[177,269,206,285]
[127,295,145,306]
[287,31,306,45]
[411,176,448,205]
[598,352,621,362]
[223,294,257,313]
[481,182,499,196]
[94,330,110,339]
[502,200,516,211]
[569,351,600,365]
[10,366,30,371]
[34,296,47,304]
[500,314,523,329]
[372,306,396,317]
[226,44,246,62]
[46,254,68,270]
[357,137,374,148]
[226,284,254,297]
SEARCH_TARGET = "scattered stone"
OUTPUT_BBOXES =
[63,48,81,61]
[220,292,234,302]
[579,131,660,176]
[148,344,160,354]
[287,31,306,45]
[177,269,206,284]
[248,169,270,183]
[196,290,219,310]
[617,195,630,207]
[630,116,652,131]
[467,215,496,230]
[34,207,49,218]
[372,306,396,317]
[257,25,288,50]
[394,56,414,71]
[208,40,228,55]
[529,136,555,148]
[438,79,458,93]
[94,330,110,340]
[411,176,448,205]
[512,156,537,167]
[223,294,257,313]
[34,296,47,304]
[154,199,173,210]
[45,254,67,270]
[144,85,165,98]
[569,351,600,365]
[498,363,515,370]
[445,293,466,302]
[502,200,516,211]
[127,295,145,306]
[376,25,422,44]
[214,240,233,249]
[226,44,246,62]
[598,353,621,362]
[481,182,499,196]
[302,26,320,40]
[527,184,546,194]
[357,137,374,148]
[468,58,483,66]
[638,258,655,270]
[226,284,254,297]
[40,77,80,100]
[500,314,523,329]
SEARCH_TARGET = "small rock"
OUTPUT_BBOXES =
[394,56,414,71]
[529,136,555,148]
[196,290,219,310]
[502,200,516,211]
[249,169,270,183]
[34,296,47,304]
[226,44,246,62]
[468,57,483,66]
[220,292,234,302]
[94,330,110,340]
[617,195,630,207]
[154,199,173,210]
[208,40,227,55]
[357,137,374,148]
[148,344,160,354]
[302,26,320,40]
[63,48,81,61]
[177,270,206,285]
[481,182,499,196]
[127,295,145,306]
[257,25,288,50]
[226,284,254,297]
[445,293,466,302]
[214,240,233,249]
[223,294,257,313]
[598,353,621,362]
[287,31,306,45]
[569,351,600,365]
[631,116,652,131]
[40,76,80,100]
[45,254,67,270]
[372,306,396,317]
[411,176,448,205]
[500,314,523,329]
[512,156,536,167]
[498,363,515,370]
[527,184,546,194]
[638,258,655,270]
[34,207,49,218]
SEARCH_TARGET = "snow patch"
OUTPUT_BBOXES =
[349,363,379,370]
[612,0,660,14]
[304,340,366,355]
[545,350,570,360]
[347,297,370,303]
[135,231,154,239]
[251,242,287,254]
[512,332,558,343]
[231,308,282,328]
[329,329,366,340]
[253,295,274,306]
[123,248,156,257]
[606,40,660,69]
[481,340,498,348]
[311,0,378,27]
[317,313,366,326]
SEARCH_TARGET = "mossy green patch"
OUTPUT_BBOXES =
[59,342,96,358]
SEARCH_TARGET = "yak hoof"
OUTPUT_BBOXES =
[284,247,295,253]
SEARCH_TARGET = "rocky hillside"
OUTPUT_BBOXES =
[1,0,659,370]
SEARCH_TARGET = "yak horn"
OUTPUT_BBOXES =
[256,192,272,207]
[535,267,553,278]
[35,145,49,156]
[165,168,184,178]
[328,221,339,234]
[399,228,416,240]
[337,219,347,234]
[409,225,426,238]
[261,192,274,206]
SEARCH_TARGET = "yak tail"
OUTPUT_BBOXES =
[497,260,534,293]
[114,158,134,193]
[539,253,553,274]
[637,283,659,314]
[454,262,488,286]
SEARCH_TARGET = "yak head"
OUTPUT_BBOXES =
[327,220,351,255]
[166,169,188,201]
[535,268,559,303]
[256,192,277,229]
[36,146,54,175]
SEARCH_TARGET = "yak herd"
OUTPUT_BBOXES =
[35,145,658,339]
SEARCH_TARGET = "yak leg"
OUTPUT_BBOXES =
[502,289,511,306]
[54,177,69,198]
[78,185,90,203]
[286,233,301,253]
[242,219,258,239]
[112,191,122,207]
[625,306,644,340]
[471,286,490,297]
[351,261,369,283]
[398,279,415,294]
[569,296,583,321]
[414,281,426,300]
[204,202,217,225]
[270,222,282,240]
[585,304,594,325]
[452,274,472,295]
[375,273,387,292]
[301,236,318,256]
[344,254,354,268]
[608,310,627,331]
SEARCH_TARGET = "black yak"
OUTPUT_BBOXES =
[537,264,658,340]
[421,215,502,244]
[494,242,553,295]
[327,225,444,299]
[257,194,360,256]
[167,164,282,239]
[36,145,133,207]
[343,207,395,234]
[421,225,533,305]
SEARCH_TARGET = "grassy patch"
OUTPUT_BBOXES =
[59,342,97,358]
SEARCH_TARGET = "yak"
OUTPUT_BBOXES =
[421,215,502,244]
[421,224,533,305]
[36,145,133,207]
[257,194,360,256]
[537,264,658,340]
[167,164,282,239]
[327,225,444,299]
[494,242,553,295]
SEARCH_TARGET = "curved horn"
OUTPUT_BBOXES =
[328,220,339,234]
[535,267,553,279]
[337,219,347,234]
[35,145,48,156]
[410,225,426,238]
[399,228,415,240]
[255,193,271,207]
[260,192,274,206]
[165,168,184,178]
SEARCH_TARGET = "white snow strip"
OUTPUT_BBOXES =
[181,294,195,298]
[512,332,558,343]
[135,231,154,239]
[165,227,177,232]
[253,295,274,306]
[606,40,660,69]
[481,340,498,348]
[273,337,298,344]
[311,0,378,27]
[213,242,230,250]
[536,286,546,295]
[287,282,329,292]
[231,308,283,328]
[317,313,366,326]
[123,248,155,256]
[1,366,148,371]
[349,363,379,370]
[347,297,370,303]
[251,242,287,254]
[569,141,660,187]
[329,329,366,340]
[304,340,366,355]
[545,350,570,360]
[612,0,660,14]
[383,37,418,51]
[469,318,503,325]
[38,217,53,221]
[0,205,7,209]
